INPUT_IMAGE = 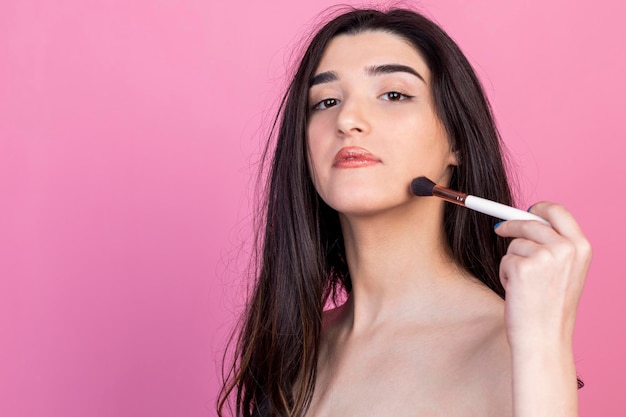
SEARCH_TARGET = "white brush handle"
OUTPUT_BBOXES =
[465,195,551,226]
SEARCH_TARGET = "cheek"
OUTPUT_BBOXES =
[305,127,326,189]
[387,117,452,175]
[306,119,334,163]
[306,123,341,205]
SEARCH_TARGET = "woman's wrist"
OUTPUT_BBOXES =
[510,338,579,417]
[508,329,573,355]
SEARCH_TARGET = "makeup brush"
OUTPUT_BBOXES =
[410,176,550,226]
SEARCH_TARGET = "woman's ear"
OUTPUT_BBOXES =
[448,146,460,167]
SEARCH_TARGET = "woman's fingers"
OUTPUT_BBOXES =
[529,202,587,242]
[494,202,592,282]
[505,237,544,258]
[529,202,593,267]
[494,217,557,245]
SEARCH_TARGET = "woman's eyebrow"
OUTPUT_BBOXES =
[309,71,338,87]
[366,64,425,83]
[309,64,425,88]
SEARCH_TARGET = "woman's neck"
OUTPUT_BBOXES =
[338,199,469,333]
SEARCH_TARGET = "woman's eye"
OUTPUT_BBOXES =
[381,91,413,101]
[312,98,340,111]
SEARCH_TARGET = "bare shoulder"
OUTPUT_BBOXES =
[455,281,513,415]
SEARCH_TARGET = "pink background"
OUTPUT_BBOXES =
[1,0,624,416]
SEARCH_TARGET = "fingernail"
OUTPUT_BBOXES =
[494,221,503,229]
[527,205,533,212]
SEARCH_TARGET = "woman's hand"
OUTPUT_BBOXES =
[494,202,591,346]
[494,202,592,417]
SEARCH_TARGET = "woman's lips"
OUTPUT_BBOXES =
[333,147,381,168]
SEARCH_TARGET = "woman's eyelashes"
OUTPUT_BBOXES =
[312,98,340,111]
[310,91,414,111]
[380,91,414,101]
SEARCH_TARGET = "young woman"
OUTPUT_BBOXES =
[219,7,591,417]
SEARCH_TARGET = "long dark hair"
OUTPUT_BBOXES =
[220,7,531,417]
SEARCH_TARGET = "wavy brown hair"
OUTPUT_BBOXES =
[218,7,580,417]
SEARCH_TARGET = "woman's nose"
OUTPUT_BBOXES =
[336,97,371,137]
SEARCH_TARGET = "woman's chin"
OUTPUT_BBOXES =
[316,178,418,217]
[329,196,415,218]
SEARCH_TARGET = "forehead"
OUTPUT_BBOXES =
[314,30,431,81]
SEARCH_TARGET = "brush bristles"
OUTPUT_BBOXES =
[410,176,436,197]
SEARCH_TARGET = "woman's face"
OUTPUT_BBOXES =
[307,30,457,216]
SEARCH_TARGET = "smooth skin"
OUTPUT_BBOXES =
[305,31,591,417]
